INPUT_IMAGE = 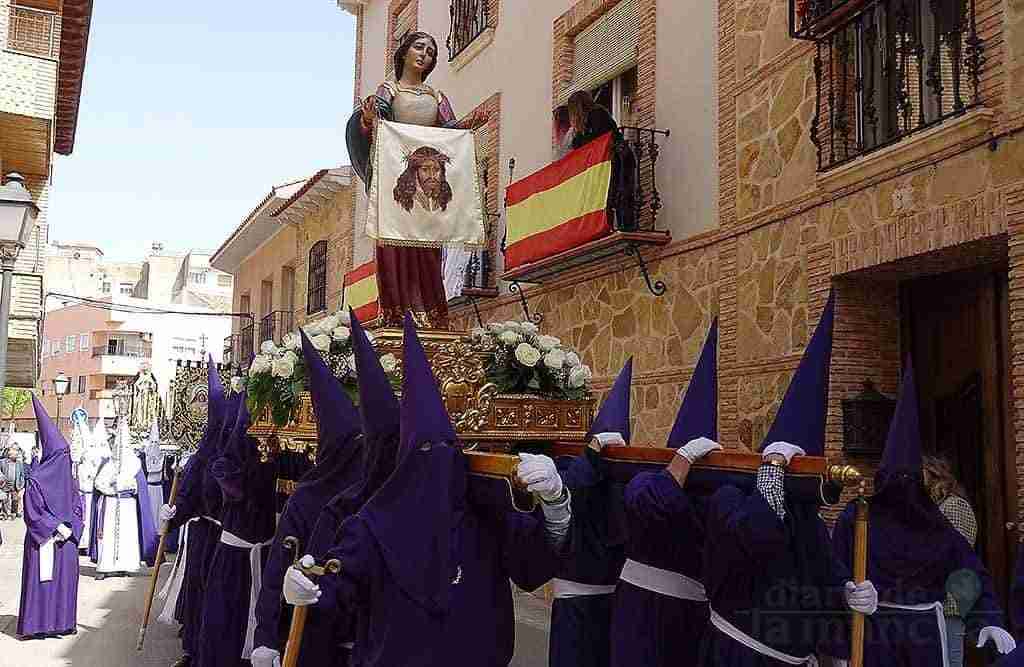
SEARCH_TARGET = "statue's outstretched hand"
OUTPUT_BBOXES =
[360,96,379,131]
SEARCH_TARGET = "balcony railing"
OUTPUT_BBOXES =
[811,0,984,171]
[446,0,489,61]
[259,310,294,347]
[92,343,151,358]
[223,334,237,368]
[791,0,873,40]
[7,5,59,59]
[617,127,671,233]
[239,322,256,368]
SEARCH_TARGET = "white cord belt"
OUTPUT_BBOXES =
[710,608,819,666]
[219,529,272,659]
[551,578,617,598]
[619,559,707,601]
[877,601,948,667]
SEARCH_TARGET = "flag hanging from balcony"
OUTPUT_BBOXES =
[366,120,486,249]
[504,132,614,271]
[344,260,380,324]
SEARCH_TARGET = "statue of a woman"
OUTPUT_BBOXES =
[346,31,487,330]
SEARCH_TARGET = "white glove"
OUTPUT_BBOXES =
[250,647,281,667]
[159,504,176,522]
[977,626,1016,654]
[676,437,722,462]
[517,453,564,502]
[283,564,320,607]
[844,580,878,615]
[762,441,806,465]
[589,432,626,451]
[299,554,315,570]
[55,523,72,541]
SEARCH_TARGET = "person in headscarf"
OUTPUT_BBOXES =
[547,358,632,667]
[832,357,1016,666]
[699,292,878,666]
[612,320,719,667]
[196,385,278,667]
[283,314,571,666]
[251,329,365,667]
[17,397,83,638]
[158,358,230,667]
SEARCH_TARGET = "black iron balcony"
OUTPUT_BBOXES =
[446,0,489,61]
[791,0,875,40]
[92,343,151,358]
[811,0,985,171]
[239,322,256,368]
[616,127,671,233]
[223,334,236,367]
[449,250,498,309]
[259,310,294,347]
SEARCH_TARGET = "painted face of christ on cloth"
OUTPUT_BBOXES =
[394,146,453,213]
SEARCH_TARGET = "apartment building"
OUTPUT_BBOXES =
[0,0,93,387]
[170,248,235,311]
[336,0,1024,605]
[45,241,143,307]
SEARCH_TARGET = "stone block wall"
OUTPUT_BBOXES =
[293,186,357,325]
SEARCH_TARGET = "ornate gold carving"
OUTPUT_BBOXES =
[496,406,519,427]
[168,361,232,452]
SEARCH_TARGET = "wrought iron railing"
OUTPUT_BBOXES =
[259,310,293,347]
[617,127,671,232]
[239,322,256,368]
[791,0,872,39]
[223,335,236,368]
[92,344,151,359]
[7,4,59,59]
[463,250,492,291]
[811,0,984,171]
[446,0,489,61]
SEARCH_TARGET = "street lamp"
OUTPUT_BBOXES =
[52,371,70,427]
[0,173,38,394]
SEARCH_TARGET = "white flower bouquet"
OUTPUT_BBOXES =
[472,321,591,400]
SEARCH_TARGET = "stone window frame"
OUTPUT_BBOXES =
[551,0,657,154]
[448,0,500,72]
[385,0,419,82]
[306,239,329,316]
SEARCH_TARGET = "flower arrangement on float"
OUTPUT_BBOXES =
[470,320,593,401]
[245,310,399,426]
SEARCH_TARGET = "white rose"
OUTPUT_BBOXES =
[282,333,300,351]
[311,334,331,352]
[282,350,299,366]
[514,343,542,368]
[565,351,581,367]
[543,349,566,370]
[250,355,272,374]
[332,326,351,343]
[520,322,539,335]
[536,335,561,352]
[321,314,340,331]
[230,376,245,393]
[499,330,522,346]
[568,364,592,388]
[271,356,296,379]
[379,353,398,373]
[260,340,277,355]
[486,322,504,334]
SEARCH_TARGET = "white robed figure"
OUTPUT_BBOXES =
[140,420,165,528]
[93,418,157,577]
[76,424,111,554]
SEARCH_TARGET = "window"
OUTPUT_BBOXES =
[306,240,328,315]
[65,335,75,353]
[41,339,49,357]
[7,4,59,59]
[217,274,233,287]
[79,334,89,351]
[813,0,984,170]
[190,271,207,285]
[52,340,60,356]
[447,0,489,61]
[101,282,111,294]
[104,375,133,390]
[119,283,134,295]
[77,376,86,394]
[171,337,198,358]
[107,338,119,355]
[558,0,640,109]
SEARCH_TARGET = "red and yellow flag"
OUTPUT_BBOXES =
[505,132,614,270]
[344,261,380,324]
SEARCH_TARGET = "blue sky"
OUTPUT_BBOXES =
[47,1,356,261]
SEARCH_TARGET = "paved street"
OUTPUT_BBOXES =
[0,519,551,666]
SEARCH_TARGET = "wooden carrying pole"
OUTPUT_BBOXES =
[281,537,342,667]
[136,459,183,651]
[849,486,869,667]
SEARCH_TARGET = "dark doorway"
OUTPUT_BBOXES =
[902,268,1017,625]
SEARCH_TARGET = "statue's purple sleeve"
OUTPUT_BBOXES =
[438,92,459,128]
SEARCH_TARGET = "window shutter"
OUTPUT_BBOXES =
[559,0,640,106]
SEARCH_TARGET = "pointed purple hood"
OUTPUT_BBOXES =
[667,319,718,446]
[28,396,80,534]
[586,358,633,442]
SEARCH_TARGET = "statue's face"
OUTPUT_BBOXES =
[416,159,443,197]
[404,36,436,78]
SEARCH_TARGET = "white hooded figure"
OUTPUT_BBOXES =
[76,424,112,554]
[140,420,165,529]
[93,418,145,576]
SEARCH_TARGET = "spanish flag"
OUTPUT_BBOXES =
[505,132,614,271]
[344,261,380,324]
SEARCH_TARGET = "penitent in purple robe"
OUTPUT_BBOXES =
[831,356,1007,666]
[1014,543,1024,639]
[612,319,717,667]
[315,315,558,667]
[253,329,364,666]
[196,393,277,667]
[550,359,632,667]
[18,397,84,638]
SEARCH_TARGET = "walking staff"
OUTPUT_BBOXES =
[138,450,183,651]
[280,537,340,667]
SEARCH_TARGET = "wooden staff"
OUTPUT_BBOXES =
[282,536,342,667]
[136,453,183,651]
[849,482,869,667]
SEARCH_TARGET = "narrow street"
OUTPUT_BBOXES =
[0,519,551,666]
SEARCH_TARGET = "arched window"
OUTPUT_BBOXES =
[307,240,328,315]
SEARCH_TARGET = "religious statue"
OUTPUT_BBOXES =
[129,369,162,440]
[346,31,488,330]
